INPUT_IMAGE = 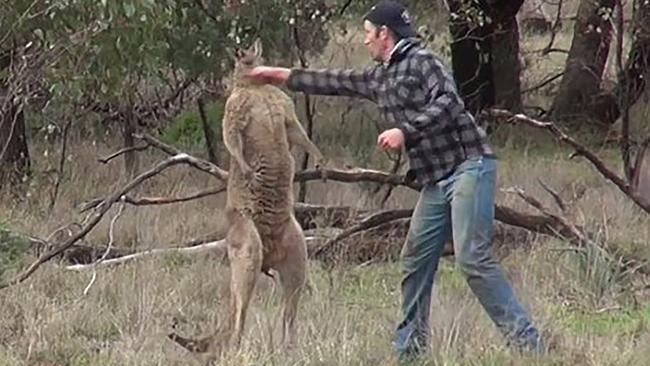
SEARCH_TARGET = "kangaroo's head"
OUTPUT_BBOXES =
[232,38,264,84]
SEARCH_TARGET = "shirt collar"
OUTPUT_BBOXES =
[384,37,418,66]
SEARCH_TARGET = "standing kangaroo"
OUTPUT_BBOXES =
[168,39,326,355]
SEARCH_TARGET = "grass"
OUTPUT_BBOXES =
[1,3,650,365]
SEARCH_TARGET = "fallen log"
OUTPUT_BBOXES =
[5,117,648,290]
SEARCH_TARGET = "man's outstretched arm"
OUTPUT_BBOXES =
[248,66,377,100]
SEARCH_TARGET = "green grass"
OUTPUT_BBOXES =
[557,303,650,336]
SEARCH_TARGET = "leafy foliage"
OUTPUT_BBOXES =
[0,223,30,281]
[161,99,225,148]
[1,1,337,104]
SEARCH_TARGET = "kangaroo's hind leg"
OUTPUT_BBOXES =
[273,215,307,346]
[167,210,263,356]
[226,210,264,349]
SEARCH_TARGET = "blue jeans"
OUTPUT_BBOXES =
[393,156,544,357]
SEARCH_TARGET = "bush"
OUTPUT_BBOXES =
[0,223,30,281]
[160,100,225,150]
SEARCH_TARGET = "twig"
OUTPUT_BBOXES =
[134,133,228,181]
[338,0,353,15]
[502,186,588,244]
[0,154,207,290]
[314,209,413,258]
[98,143,150,164]
[521,72,564,94]
[542,0,564,54]
[78,186,226,213]
[537,178,567,212]
[82,201,125,295]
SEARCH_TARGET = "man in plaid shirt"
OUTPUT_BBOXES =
[249,0,546,359]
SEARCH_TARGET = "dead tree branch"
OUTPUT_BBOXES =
[65,236,324,270]
[66,239,227,271]
[82,201,125,295]
[538,178,568,212]
[134,133,228,181]
[503,186,588,244]
[487,109,650,214]
[98,143,150,164]
[521,72,564,94]
[314,208,413,258]
[0,154,215,290]
[78,186,226,213]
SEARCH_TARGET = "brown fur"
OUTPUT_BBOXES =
[168,39,325,356]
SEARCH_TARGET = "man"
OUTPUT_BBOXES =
[247,0,546,359]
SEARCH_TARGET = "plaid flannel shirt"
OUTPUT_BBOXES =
[287,38,494,187]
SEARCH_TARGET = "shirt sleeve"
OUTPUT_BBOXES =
[287,67,377,101]
[396,56,464,146]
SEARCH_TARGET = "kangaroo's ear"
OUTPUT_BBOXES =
[227,46,245,63]
[250,38,263,58]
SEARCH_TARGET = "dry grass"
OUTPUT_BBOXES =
[1,3,650,365]
[1,125,649,366]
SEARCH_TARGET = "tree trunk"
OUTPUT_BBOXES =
[550,0,615,122]
[447,0,523,114]
[448,0,495,115]
[197,97,219,165]
[488,0,525,112]
[0,51,30,189]
[617,0,650,108]
[0,103,30,188]
[122,110,138,178]
[297,93,314,203]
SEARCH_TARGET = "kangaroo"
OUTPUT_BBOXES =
[168,39,326,356]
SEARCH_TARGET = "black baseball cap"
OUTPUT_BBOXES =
[364,1,416,39]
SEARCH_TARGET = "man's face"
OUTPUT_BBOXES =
[363,20,388,62]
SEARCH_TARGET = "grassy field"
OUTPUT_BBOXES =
[1,3,650,366]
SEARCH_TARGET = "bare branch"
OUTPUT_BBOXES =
[65,236,322,270]
[82,201,125,295]
[98,143,150,164]
[521,72,564,94]
[313,208,413,258]
[503,186,589,244]
[486,109,650,214]
[537,178,568,212]
[79,186,226,213]
[0,154,211,290]
[134,133,229,181]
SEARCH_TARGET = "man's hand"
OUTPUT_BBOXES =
[247,66,291,85]
[377,128,405,150]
